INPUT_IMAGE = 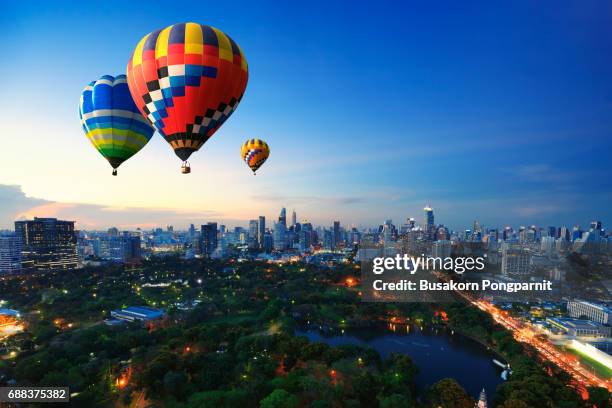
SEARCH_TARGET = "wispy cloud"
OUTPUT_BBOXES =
[508,164,574,184]
[250,194,367,206]
[0,184,229,230]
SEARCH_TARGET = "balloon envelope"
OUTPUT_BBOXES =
[79,75,154,172]
[126,22,248,166]
[241,139,270,174]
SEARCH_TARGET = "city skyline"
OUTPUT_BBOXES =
[2,203,609,239]
[3,2,612,229]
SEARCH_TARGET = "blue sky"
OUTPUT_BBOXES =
[1,1,611,230]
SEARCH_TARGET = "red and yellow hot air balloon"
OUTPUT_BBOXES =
[241,139,270,175]
[126,23,248,173]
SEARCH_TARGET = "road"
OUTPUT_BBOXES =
[432,271,612,396]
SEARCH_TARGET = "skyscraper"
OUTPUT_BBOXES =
[291,210,297,227]
[279,208,287,227]
[333,221,341,249]
[424,205,435,240]
[273,221,286,251]
[14,218,78,270]
[258,216,266,248]
[501,242,531,276]
[323,229,333,250]
[0,233,22,274]
[432,240,452,258]
[121,232,142,263]
[248,219,258,247]
[200,222,218,257]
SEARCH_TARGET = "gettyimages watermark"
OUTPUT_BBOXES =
[358,242,605,303]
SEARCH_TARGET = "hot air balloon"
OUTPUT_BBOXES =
[79,75,155,176]
[241,139,270,175]
[126,22,248,174]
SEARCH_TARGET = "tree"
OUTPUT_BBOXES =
[497,399,530,408]
[587,387,611,408]
[425,378,474,408]
[260,389,299,408]
[163,370,188,399]
[380,393,414,408]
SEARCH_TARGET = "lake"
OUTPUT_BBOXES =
[296,323,504,401]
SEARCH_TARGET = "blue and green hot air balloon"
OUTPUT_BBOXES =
[79,74,154,175]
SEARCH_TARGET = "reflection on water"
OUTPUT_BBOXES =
[296,324,504,401]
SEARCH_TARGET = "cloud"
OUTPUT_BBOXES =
[0,185,50,228]
[0,184,231,230]
[250,194,366,206]
[506,164,574,184]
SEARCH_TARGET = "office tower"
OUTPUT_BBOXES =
[278,208,287,227]
[323,229,333,250]
[188,224,196,238]
[291,210,297,227]
[190,229,201,255]
[248,220,258,247]
[273,221,286,251]
[503,226,513,241]
[299,222,313,252]
[200,222,218,256]
[0,233,22,274]
[121,232,142,263]
[408,218,416,229]
[547,226,558,238]
[349,227,361,246]
[263,231,273,253]
[501,242,531,276]
[559,226,570,241]
[107,227,119,237]
[258,216,265,248]
[572,226,583,242]
[333,221,341,249]
[432,240,452,258]
[382,223,393,246]
[567,301,612,325]
[14,218,78,270]
[219,225,226,234]
[591,221,602,231]
[540,236,555,256]
[424,205,434,240]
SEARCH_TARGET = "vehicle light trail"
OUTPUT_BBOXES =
[432,271,611,395]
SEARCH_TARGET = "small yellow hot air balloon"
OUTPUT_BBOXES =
[241,139,270,175]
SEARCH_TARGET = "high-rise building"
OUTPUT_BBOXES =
[540,236,556,256]
[278,208,287,227]
[291,210,297,227]
[262,231,273,253]
[299,222,313,252]
[248,219,258,248]
[200,222,218,256]
[432,240,452,259]
[323,229,333,250]
[0,233,22,274]
[258,216,266,248]
[559,226,570,241]
[273,222,286,251]
[333,221,341,249]
[14,218,78,270]
[501,242,530,276]
[120,232,142,263]
[567,301,612,325]
[424,205,435,240]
